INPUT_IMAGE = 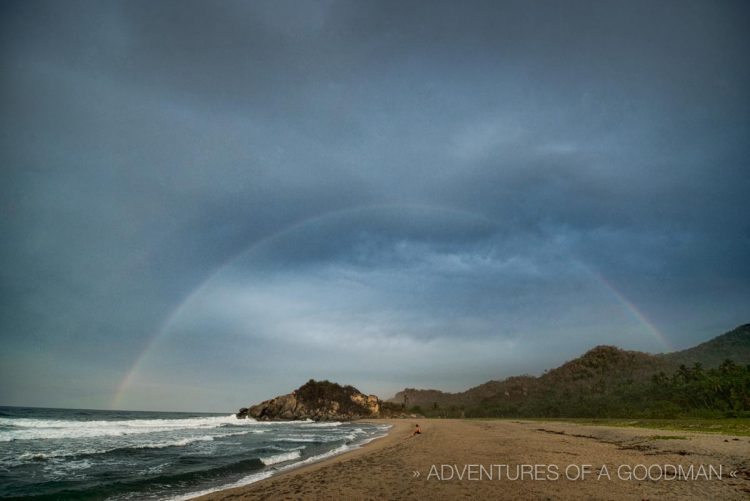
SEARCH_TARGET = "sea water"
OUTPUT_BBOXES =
[0,406,390,500]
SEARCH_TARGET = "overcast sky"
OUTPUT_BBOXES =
[1,0,748,412]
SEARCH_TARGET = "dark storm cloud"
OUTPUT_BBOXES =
[1,0,748,410]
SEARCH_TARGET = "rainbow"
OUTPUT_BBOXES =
[110,203,497,409]
[110,204,671,409]
[579,262,672,351]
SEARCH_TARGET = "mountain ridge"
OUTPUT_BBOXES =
[389,324,750,416]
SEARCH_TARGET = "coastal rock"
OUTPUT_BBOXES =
[350,393,380,416]
[237,379,381,421]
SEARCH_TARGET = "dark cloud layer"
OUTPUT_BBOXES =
[1,0,748,411]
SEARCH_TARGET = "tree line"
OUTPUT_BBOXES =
[406,360,750,419]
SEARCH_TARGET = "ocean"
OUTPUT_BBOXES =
[0,406,391,500]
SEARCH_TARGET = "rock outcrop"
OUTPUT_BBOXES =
[237,379,381,421]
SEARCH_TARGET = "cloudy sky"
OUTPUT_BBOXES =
[1,0,748,412]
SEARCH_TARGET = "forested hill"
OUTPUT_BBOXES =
[661,324,750,368]
[388,324,750,418]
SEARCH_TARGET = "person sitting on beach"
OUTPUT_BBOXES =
[412,424,422,436]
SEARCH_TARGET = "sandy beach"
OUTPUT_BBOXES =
[196,419,750,500]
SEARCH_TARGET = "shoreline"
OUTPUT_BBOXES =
[192,419,412,500]
[194,419,749,500]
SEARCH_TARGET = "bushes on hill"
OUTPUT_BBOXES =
[409,360,750,419]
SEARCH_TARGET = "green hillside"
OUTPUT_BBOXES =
[389,324,750,419]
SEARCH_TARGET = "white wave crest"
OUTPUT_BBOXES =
[139,430,254,449]
[299,421,343,427]
[0,414,256,441]
[135,435,213,449]
[171,425,392,501]
[260,450,302,465]
[3,430,256,466]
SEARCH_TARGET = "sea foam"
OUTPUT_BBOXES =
[0,414,254,441]
[260,450,302,465]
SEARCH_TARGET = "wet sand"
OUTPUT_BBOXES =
[196,419,750,500]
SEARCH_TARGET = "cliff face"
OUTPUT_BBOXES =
[237,379,381,421]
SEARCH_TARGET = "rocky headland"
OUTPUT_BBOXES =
[237,379,381,421]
